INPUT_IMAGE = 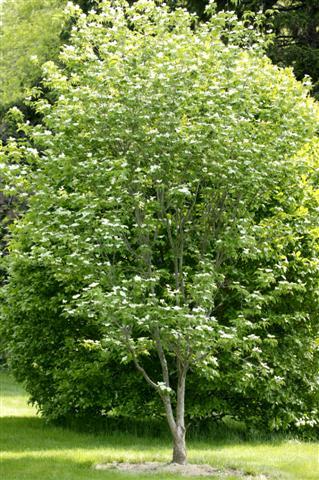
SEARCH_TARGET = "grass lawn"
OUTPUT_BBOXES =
[0,371,318,480]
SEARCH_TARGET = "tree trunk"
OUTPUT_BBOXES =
[153,331,189,465]
[172,359,188,464]
[172,424,187,464]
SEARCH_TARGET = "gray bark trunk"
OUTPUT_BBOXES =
[171,360,187,464]
[172,424,187,464]
[151,328,189,465]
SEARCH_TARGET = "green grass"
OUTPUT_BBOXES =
[0,371,318,480]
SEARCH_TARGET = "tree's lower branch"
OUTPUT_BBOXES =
[132,354,158,390]
[122,328,158,390]
[154,326,170,388]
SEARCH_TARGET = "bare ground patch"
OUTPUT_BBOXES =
[94,462,269,478]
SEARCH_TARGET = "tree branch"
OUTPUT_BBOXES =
[152,326,178,435]
[122,327,158,390]
[153,326,170,387]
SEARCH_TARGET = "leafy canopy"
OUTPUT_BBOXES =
[1,0,319,435]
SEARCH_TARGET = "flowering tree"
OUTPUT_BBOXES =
[2,1,319,463]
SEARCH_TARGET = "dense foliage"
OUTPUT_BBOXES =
[0,0,66,109]
[238,0,319,99]
[0,0,67,273]
[181,1,319,99]
[0,1,318,306]
[1,1,318,443]
[1,1,318,108]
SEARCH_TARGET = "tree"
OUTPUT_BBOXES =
[0,0,68,282]
[0,0,66,109]
[183,1,319,98]
[268,0,319,98]
[2,0,319,463]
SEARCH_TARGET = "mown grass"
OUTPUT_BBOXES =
[0,370,318,480]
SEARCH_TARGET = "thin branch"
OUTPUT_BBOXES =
[122,235,138,258]
[132,355,158,390]
[122,326,177,435]
[273,4,304,13]
[153,326,171,388]
[182,180,201,226]
[122,327,158,390]
[165,215,180,301]
[152,326,178,435]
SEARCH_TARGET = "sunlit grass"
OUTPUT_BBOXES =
[0,371,36,417]
[0,371,318,480]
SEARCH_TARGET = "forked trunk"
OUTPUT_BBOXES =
[172,424,187,464]
[152,332,189,465]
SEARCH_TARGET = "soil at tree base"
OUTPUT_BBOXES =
[94,462,269,478]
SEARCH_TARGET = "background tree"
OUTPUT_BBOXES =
[2,0,319,454]
[180,1,319,98]
[268,0,319,98]
[0,0,68,308]
[0,0,66,108]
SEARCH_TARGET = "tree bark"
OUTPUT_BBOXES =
[136,327,189,465]
[172,424,187,464]
[159,359,188,464]
[172,359,188,464]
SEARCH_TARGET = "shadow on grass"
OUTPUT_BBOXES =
[0,416,172,453]
[57,411,294,446]
[0,415,289,456]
